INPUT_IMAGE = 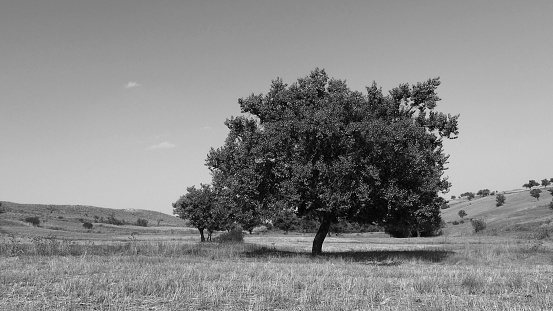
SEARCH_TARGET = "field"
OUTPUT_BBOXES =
[2,192,553,310]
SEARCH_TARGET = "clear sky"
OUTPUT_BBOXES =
[1,1,552,214]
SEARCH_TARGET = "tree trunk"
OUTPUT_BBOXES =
[312,215,332,256]
[198,228,205,242]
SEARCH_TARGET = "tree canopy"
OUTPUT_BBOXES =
[206,69,459,255]
[173,184,228,242]
[523,180,540,190]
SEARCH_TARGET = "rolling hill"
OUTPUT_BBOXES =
[0,201,190,240]
[441,188,553,236]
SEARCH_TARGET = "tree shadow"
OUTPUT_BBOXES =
[244,246,454,264]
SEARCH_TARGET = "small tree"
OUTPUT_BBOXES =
[461,192,475,201]
[530,189,542,201]
[24,216,40,226]
[173,184,224,242]
[523,180,540,190]
[451,195,456,200]
[496,194,506,207]
[458,210,467,219]
[542,179,551,188]
[477,189,491,197]
[273,209,300,234]
[83,222,93,230]
[471,219,486,233]
[136,218,148,227]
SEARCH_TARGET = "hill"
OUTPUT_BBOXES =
[0,201,190,240]
[441,188,553,237]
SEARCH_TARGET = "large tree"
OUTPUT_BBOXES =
[207,69,459,255]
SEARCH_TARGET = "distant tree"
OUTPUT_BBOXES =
[548,188,553,196]
[173,184,229,242]
[83,222,93,230]
[550,178,553,183]
[523,180,540,190]
[451,195,456,200]
[458,210,467,219]
[496,194,506,207]
[136,218,148,227]
[542,179,551,188]
[530,189,542,201]
[461,192,475,201]
[477,189,491,197]
[24,216,40,226]
[156,218,163,226]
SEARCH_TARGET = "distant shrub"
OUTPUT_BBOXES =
[78,218,84,223]
[58,216,64,219]
[452,221,459,225]
[24,216,40,226]
[471,219,487,233]
[136,218,148,227]
[459,220,465,224]
[214,229,244,243]
[496,194,506,207]
[458,210,467,219]
[106,214,125,226]
[550,201,553,210]
[83,222,93,230]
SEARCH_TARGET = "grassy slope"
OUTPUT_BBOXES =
[441,188,553,236]
[0,201,190,240]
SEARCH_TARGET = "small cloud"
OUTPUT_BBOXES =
[125,81,141,89]
[148,141,176,150]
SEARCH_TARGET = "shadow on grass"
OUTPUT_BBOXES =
[244,246,454,264]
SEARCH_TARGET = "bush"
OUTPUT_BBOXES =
[452,221,459,225]
[136,218,148,227]
[83,222,93,230]
[496,194,506,207]
[471,219,487,233]
[214,229,244,243]
[549,200,553,210]
[24,216,40,226]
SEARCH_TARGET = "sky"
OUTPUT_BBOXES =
[1,1,552,215]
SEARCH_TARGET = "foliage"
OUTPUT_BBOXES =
[477,189,491,197]
[530,189,542,201]
[214,228,244,244]
[451,195,456,200]
[135,218,148,227]
[461,192,475,201]
[24,216,41,226]
[542,178,551,188]
[83,222,93,230]
[440,201,450,209]
[452,220,459,225]
[496,194,506,207]
[458,210,467,219]
[206,69,458,255]
[523,180,540,190]
[173,184,229,242]
[471,219,487,233]
[272,209,300,233]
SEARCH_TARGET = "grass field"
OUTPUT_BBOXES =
[2,194,553,310]
[1,231,553,311]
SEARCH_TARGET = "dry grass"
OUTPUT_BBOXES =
[1,232,553,310]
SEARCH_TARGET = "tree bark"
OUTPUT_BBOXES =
[198,228,205,242]
[312,215,332,256]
